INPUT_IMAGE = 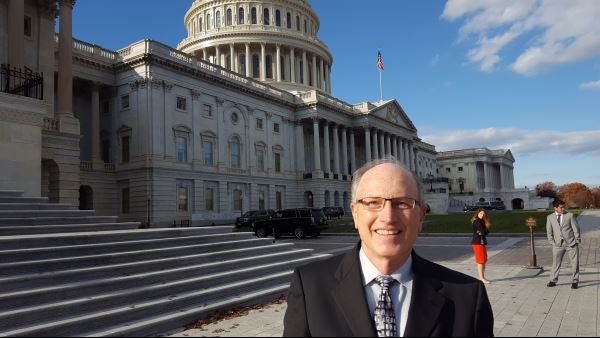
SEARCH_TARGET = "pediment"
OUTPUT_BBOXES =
[370,101,416,131]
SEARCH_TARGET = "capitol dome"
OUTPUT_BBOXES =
[177,0,333,94]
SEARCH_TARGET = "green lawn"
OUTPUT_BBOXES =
[323,210,582,234]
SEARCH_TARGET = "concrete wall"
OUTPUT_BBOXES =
[0,119,41,196]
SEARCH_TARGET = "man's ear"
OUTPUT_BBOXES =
[351,203,359,230]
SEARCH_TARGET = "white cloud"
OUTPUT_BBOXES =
[442,0,600,75]
[421,127,600,156]
[580,80,600,90]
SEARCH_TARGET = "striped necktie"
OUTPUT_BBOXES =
[374,275,397,337]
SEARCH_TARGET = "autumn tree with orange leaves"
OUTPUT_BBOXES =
[558,183,593,208]
[591,187,600,208]
[535,181,558,198]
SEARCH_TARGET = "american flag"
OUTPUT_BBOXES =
[377,51,384,70]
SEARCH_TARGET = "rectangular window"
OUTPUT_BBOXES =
[256,118,263,130]
[276,191,282,210]
[231,141,241,168]
[203,141,213,166]
[458,167,464,172]
[205,188,214,211]
[177,137,187,162]
[121,187,130,213]
[122,136,130,163]
[259,191,265,210]
[24,16,32,38]
[176,96,187,111]
[121,95,130,110]
[445,168,451,173]
[203,104,213,117]
[178,185,189,212]
[274,153,281,173]
[274,123,280,133]
[257,150,265,171]
[102,140,110,163]
[233,189,242,211]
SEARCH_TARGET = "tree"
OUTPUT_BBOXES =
[535,181,558,198]
[591,187,600,208]
[558,183,593,208]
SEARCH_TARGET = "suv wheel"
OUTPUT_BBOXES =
[255,227,268,238]
[294,227,306,239]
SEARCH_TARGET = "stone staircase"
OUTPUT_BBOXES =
[0,190,329,337]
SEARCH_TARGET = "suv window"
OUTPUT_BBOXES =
[281,210,296,218]
[298,209,311,217]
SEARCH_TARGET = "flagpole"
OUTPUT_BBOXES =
[379,68,383,103]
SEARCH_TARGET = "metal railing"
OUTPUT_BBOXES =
[1,64,43,100]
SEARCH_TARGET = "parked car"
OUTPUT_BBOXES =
[322,206,345,219]
[463,201,506,212]
[252,208,328,239]
[235,209,275,228]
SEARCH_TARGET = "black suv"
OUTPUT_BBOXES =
[322,206,345,219]
[463,201,506,211]
[235,209,275,228]
[252,208,328,239]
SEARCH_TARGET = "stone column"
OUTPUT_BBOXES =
[403,141,409,166]
[302,50,308,86]
[333,125,340,174]
[229,44,235,71]
[499,164,505,190]
[215,45,221,66]
[290,48,296,83]
[295,121,305,172]
[312,118,321,172]
[319,58,324,90]
[364,129,371,163]
[245,43,251,77]
[312,54,317,88]
[203,48,208,61]
[91,83,101,165]
[341,128,348,175]
[276,44,281,82]
[385,134,391,156]
[323,122,331,173]
[8,0,24,67]
[57,0,79,134]
[260,43,266,81]
[326,64,332,93]
[372,130,378,160]
[350,129,357,173]
[379,133,385,158]
[393,136,398,158]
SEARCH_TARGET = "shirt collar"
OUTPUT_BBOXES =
[359,247,413,286]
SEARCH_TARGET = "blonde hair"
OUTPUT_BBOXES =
[470,208,492,229]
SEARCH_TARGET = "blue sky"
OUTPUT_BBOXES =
[70,0,600,188]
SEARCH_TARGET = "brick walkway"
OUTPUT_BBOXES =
[169,210,600,337]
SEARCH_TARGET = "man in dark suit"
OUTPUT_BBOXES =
[283,159,494,337]
[546,198,581,289]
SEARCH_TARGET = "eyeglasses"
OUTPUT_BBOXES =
[356,197,420,211]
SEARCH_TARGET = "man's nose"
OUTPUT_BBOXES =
[378,200,398,222]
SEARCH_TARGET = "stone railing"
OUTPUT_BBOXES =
[43,118,59,132]
[80,160,93,171]
[104,163,115,172]
[316,92,357,113]
[55,34,119,63]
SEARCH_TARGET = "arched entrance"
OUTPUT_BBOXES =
[342,192,349,215]
[79,186,94,210]
[512,198,524,210]
[324,191,330,207]
[41,159,59,203]
[304,191,314,207]
[334,191,340,206]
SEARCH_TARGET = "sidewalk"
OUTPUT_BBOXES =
[170,210,600,337]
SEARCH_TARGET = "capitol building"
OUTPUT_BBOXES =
[0,0,528,225]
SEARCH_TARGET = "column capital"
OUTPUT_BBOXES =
[59,0,77,9]
[311,117,320,123]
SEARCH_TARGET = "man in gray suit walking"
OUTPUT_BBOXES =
[546,198,581,289]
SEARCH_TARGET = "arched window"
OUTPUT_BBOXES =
[230,137,241,168]
[266,55,273,79]
[286,12,291,29]
[238,7,245,24]
[263,8,270,25]
[252,54,260,78]
[215,11,221,28]
[239,54,246,75]
[296,15,300,30]
[304,19,307,33]
[226,8,232,26]
[276,10,281,26]
[199,17,203,32]
[251,7,257,24]
[206,13,211,29]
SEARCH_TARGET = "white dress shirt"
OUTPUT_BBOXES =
[360,248,413,337]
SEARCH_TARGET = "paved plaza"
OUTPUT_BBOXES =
[170,210,600,337]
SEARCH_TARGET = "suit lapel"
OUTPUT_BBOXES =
[331,244,377,337]
[404,253,447,337]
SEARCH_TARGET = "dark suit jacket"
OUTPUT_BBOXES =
[283,244,494,337]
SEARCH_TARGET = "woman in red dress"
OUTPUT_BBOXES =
[471,208,492,284]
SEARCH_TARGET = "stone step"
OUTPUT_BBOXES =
[0,215,119,226]
[0,231,250,263]
[0,222,141,236]
[0,203,77,211]
[0,249,313,324]
[0,226,235,249]
[0,239,288,290]
[0,270,297,337]
[0,197,49,203]
[0,190,24,198]
[0,209,96,218]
